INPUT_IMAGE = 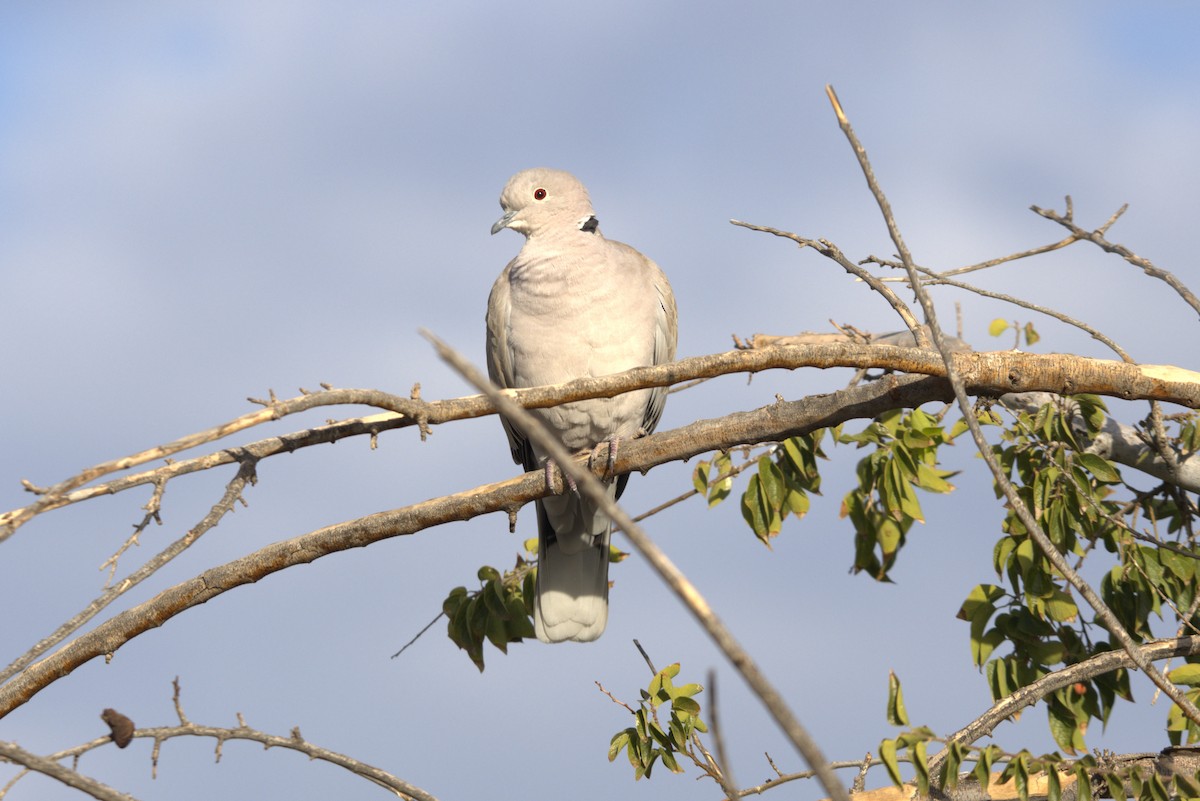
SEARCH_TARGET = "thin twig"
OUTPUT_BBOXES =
[865,257,1135,363]
[730,219,928,347]
[1032,202,1200,318]
[708,669,741,800]
[868,234,1081,284]
[391,612,445,659]
[633,639,658,675]
[594,681,636,714]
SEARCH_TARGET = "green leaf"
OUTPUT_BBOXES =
[941,741,964,791]
[912,740,930,797]
[1075,394,1108,433]
[1078,452,1121,483]
[741,474,779,545]
[1172,772,1200,799]
[994,536,1017,576]
[1027,639,1067,666]
[1148,774,1170,801]
[692,461,709,495]
[785,488,811,518]
[1024,322,1040,346]
[914,461,954,493]
[708,453,734,507]
[672,696,701,718]
[878,517,903,559]
[1045,590,1079,624]
[758,455,786,509]
[522,569,536,610]
[443,586,468,617]
[608,729,632,762]
[484,580,509,619]
[1013,753,1030,801]
[484,608,509,653]
[958,583,1005,620]
[1074,763,1093,801]
[647,719,672,751]
[1105,772,1127,801]
[989,318,1010,337]
[974,626,1005,668]
[669,717,687,750]
[879,738,903,787]
[1047,701,1084,754]
[504,595,535,639]
[1169,664,1200,686]
[477,565,501,582]
[887,670,909,726]
[1047,763,1061,801]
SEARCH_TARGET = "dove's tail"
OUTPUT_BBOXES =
[533,487,613,643]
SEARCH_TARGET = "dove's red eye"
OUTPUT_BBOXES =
[533,188,547,200]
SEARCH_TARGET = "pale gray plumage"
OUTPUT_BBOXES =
[486,168,677,643]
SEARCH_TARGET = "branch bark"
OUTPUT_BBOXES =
[5,345,1198,539]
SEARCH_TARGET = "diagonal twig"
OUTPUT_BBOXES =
[422,330,852,801]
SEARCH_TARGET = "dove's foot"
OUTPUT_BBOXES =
[587,436,619,482]
[544,459,579,496]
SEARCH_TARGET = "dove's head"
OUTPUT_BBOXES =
[491,168,599,239]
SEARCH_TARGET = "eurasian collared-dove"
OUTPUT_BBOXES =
[486,168,678,643]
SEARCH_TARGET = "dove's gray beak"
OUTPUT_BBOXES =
[491,209,515,235]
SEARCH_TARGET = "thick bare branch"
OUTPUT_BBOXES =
[6,345,1198,539]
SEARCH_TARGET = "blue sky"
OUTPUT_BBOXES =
[2,3,1199,799]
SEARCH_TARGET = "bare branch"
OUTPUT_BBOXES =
[927,636,1200,774]
[0,388,432,541]
[132,722,439,800]
[0,740,138,801]
[0,461,257,687]
[1032,202,1200,318]
[16,708,439,801]
[729,219,928,347]
[863,257,1135,363]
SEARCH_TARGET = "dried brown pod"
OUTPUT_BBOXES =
[100,708,135,748]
